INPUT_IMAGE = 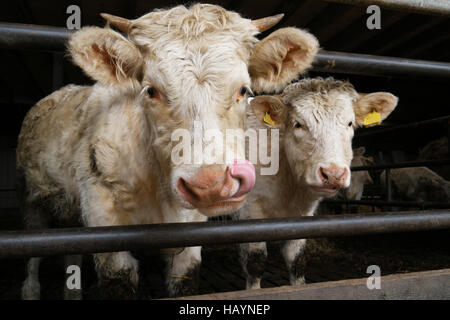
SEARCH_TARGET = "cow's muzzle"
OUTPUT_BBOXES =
[177,160,255,215]
[312,163,350,195]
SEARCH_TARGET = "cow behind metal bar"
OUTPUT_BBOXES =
[16,3,319,299]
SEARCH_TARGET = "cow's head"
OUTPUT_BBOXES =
[68,4,319,216]
[250,78,398,197]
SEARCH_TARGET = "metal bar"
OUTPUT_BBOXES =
[0,210,449,258]
[385,168,392,202]
[447,120,450,157]
[322,199,450,208]
[0,22,73,51]
[355,116,450,138]
[1,23,450,78]
[313,50,450,79]
[351,159,450,171]
[324,0,450,16]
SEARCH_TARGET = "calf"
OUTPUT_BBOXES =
[419,137,450,180]
[239,77,398,289]
[381,167,450,202]
[17,3,319,299]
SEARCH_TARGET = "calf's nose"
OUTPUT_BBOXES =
[318,164,349,187]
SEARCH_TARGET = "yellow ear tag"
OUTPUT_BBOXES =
[363,111,381,127]
[264,111,275,126]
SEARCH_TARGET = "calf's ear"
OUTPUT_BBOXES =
[68,27,143,85]
[354,92,399,126]
[249,27,319,93]
[250,95,287,128]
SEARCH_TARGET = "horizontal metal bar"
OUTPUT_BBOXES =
[322,199,450,208]
[324,0,450,17]
[313,50,450,78]
[1,23,450,78]
[356,115,450,138]
[0,210,449,258]
[0,22,73,51]
[351,159,450,171]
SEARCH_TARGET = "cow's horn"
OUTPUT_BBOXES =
[100,13,132,33]
[252,13,284,32]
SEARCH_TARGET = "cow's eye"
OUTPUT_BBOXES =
[238,86,252,99]
[294,122,302,129]
[348,121,353,127]
[147,86,158,99]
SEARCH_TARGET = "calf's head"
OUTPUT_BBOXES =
[250,78,398,196]
[68,4,319,216]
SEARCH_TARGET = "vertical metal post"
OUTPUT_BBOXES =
[385,168,392,201]
[447,120,450,157]
[385,168,392,211]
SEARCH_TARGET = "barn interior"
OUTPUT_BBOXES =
[0,0,449,299]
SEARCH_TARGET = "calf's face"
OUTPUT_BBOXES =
[250,78,398,197]
[68,4,319,216]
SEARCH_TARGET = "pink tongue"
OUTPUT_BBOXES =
[229,159,256,197]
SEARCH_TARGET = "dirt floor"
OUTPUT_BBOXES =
[1,208,449,299]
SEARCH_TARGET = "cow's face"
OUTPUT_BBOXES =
[250,78,398,197]
[68,4,319,216]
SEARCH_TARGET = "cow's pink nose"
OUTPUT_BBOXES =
[229,159,256,197]
[318,164,349,188]
[178,161,255,209]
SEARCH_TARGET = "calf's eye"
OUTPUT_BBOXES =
[294,122,302,129]
[240,86,247,96]
[348,121,353,127]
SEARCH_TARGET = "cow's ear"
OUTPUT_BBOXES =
[249,27,319,93]
[250,95,287,128]
[354,92,398,126]
[68,27,143,85]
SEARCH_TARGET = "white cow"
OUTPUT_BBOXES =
[239,77,398,289]
[17,3,319,299]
